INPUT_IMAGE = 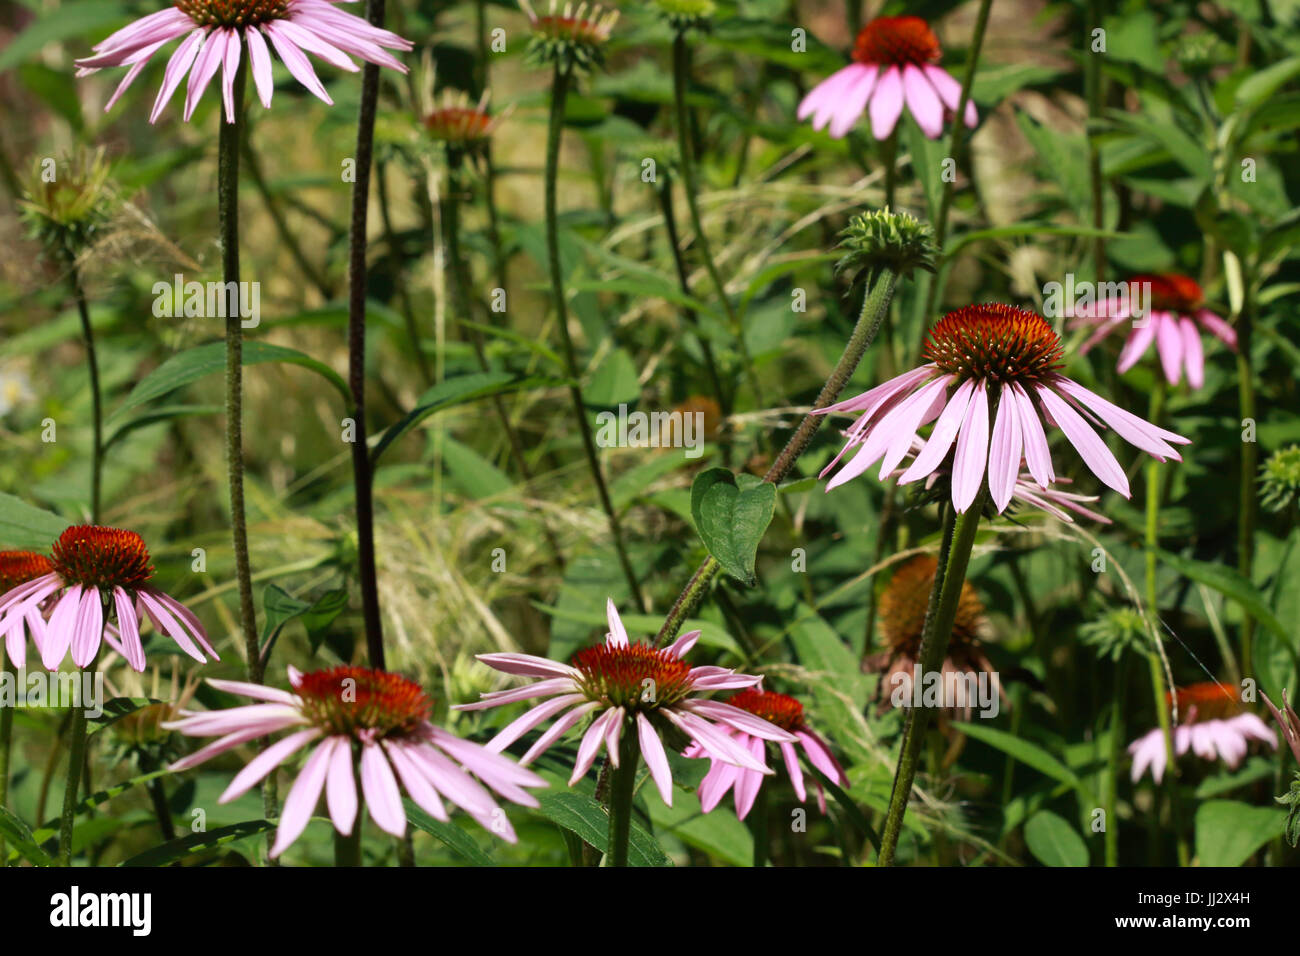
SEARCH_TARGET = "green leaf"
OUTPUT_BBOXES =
[1195,800,1285,866]
[0,807,53,867]
[0,492,71,550]
[1024,810,1089,867]
[584,347,641,409]
[259,585,348,653]
[103,404,222,450]
[118,820,277,866]
[404,800,497,866]
[112,341,351,420]
[644,787,751,866]
[689,468,777,586]
[533,791,672,867]
[36,769,171,831]
[954,722,1095,804]
[371,371,560,465]
[88,697,165,736]
[1236,56,1300,108]
[1154,549,1292,652]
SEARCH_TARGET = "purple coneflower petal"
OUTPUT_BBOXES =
[113,587,146,672]
[1180,317,1205,389]
[41,584,83,671]
[902,63,944,138]
[951,381,990,512]
[1196,309,1236,347]
[637,713,674,806]
[384,740,449,822]
[520,701,600,765]
[205,678,298,705]
[70,586,104,668]
[570,707,619,784]
[184,29,228,122]
[665,628,701,659]
[683,700,797,742]
[168,725,274,772]
[271,737,335,857]
[797,729,846,783]
[987,390,1023,512]
[324,735,359,833]
[473,652,579,680]
[899,379,974,485]
[780,741,806,801]
[922,64,977,126]
[244,26,275,107]
[264,21,333,105]
[1116,313,1159,374]
[697,759,739,813]
[1036,385,1129,496]
[359,739,407,837]
[150,29,206,123]
[868,65,905,139]
[733,736,767,819]
[605,597,629,648]
[484,693,588,752]
[220,27,243,123]
[220,727,322,803]
[1154,312,1184,385]
[828,65,878,139]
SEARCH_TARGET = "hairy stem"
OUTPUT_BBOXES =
[347,0,389,669]
[605,724,639,867]
[58,658,97,866]
[70,264,102,524]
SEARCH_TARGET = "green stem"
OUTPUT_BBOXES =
[1085,0,1107,279]
[58,658,97,866]
[605,724,639,867]
[347,0,389,668]
[219,61,259,684]
[878,491,984,866]
[916,0,993,336]
[1236,287,1257,679]
[1104,653,1129,866]
[750,781,770,867]
[545,64,645,609]
[671,31,765,409]
[655,268,900,646]
[70,265,102,524]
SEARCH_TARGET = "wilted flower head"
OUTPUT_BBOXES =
[836,208,937,283]
[1129,682,1276,783]
[75,0,413,124]
[167,665,546,856]
[1073,273,1235,389]
[0,525,216,672]
[798,15,979,140]
[865,555,1000,719]
[817,304,1191,513]
[19,148,118,263]
[422,90,502,148]
[522,0,619,72]
[1259,445,1300,515]
[458,599,795,806]
[687,688,846,819]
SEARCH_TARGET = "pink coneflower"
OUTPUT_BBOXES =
[0,526,216,672]
[74,1,414,124]
[165,666,546,857]
[0,551,55,669]
[457,599,796,805]
[797,15,978,140]
[1129,682,1276,783]
[1074,274,1235,389]
[686,688,846,819]
[816,304,1191,513]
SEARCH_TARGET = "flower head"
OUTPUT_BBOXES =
[687,688,846,819]
[166,665,545,856]
[0,525,216,672]
[1260,445,1300,515]
[75,0,413,124]
[817,304,1191,513]
[0,551,55,669]
[422,90,502,148]
[836,208,938,283]
[1129,682,1277,783]
[19,148,119,263]
[797,15,978,140]
[522,0,619,73]
[1072,273,1236,389]
[653,0,716,33]
[865,555,1001,718]
[458,599,796,806]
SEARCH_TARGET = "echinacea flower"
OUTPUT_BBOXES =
[686,688,846,819]
[166,666,546,856]
[458,599,796,805]
[1073,274,1235,389]
[1129,682,1276,783]
[0,550,55,669]
[0,525,216,672]
[423,90,502,147]
[522,0,619,72]
[816,304,1191,513]
[797,15,978,140]
[75,0,413,124]
[865,555,1003,719]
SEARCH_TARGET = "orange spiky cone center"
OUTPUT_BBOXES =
[728,688,805,732]
[49,525,154,591]
[878,555,984,652]
[293,666,432,738]
[922,303,1064,386]
[852,16,942,67]
[174,0,290,27]
[1168,682,1241,722]
[1130,273,1204,314]
[571,642,692,710]
[0,551,54,593]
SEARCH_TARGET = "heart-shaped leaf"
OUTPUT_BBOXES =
[690,468,776,586]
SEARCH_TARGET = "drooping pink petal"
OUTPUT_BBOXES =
[899,379,975,485]
[1196,309,1236,348]
[325,735,359,833]
[1051,377,1189,459]
[219,727,322,803]
[270,738,334,857]
[1154,312,1184,385]
[1036,385,1130,496]
[459,677,578,710]
[828,65,879,139]
[797,729,846,783]
[264,21,333,105]
[951,380,990,512]
[733,736,767,819]
[184,28,228,122]
[1010,383,1055,489]
[41,585,83,671]
[70,586,104,668]
[473,652,580,680]
[987,388,1023,513]
[637,713,674,806]
[868,65,905,139]
[483,693,587,752]
[205,678,298,705]
[1179,316,1205,389]
[244,25,275,108]
[359,739,407,837]
[902,63,944,138]
[519,701,601,765]
[697,759,740,813]
[682,700,797,742]
[220,27,243,123]
[384,739,450,822]
[150,28,206,123]
[779,741,807,802]
[113,587,145,672]
[800,64,865,127]
[569,708,618,784]
[922,64,977,127]
[1116,312,1160,374]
